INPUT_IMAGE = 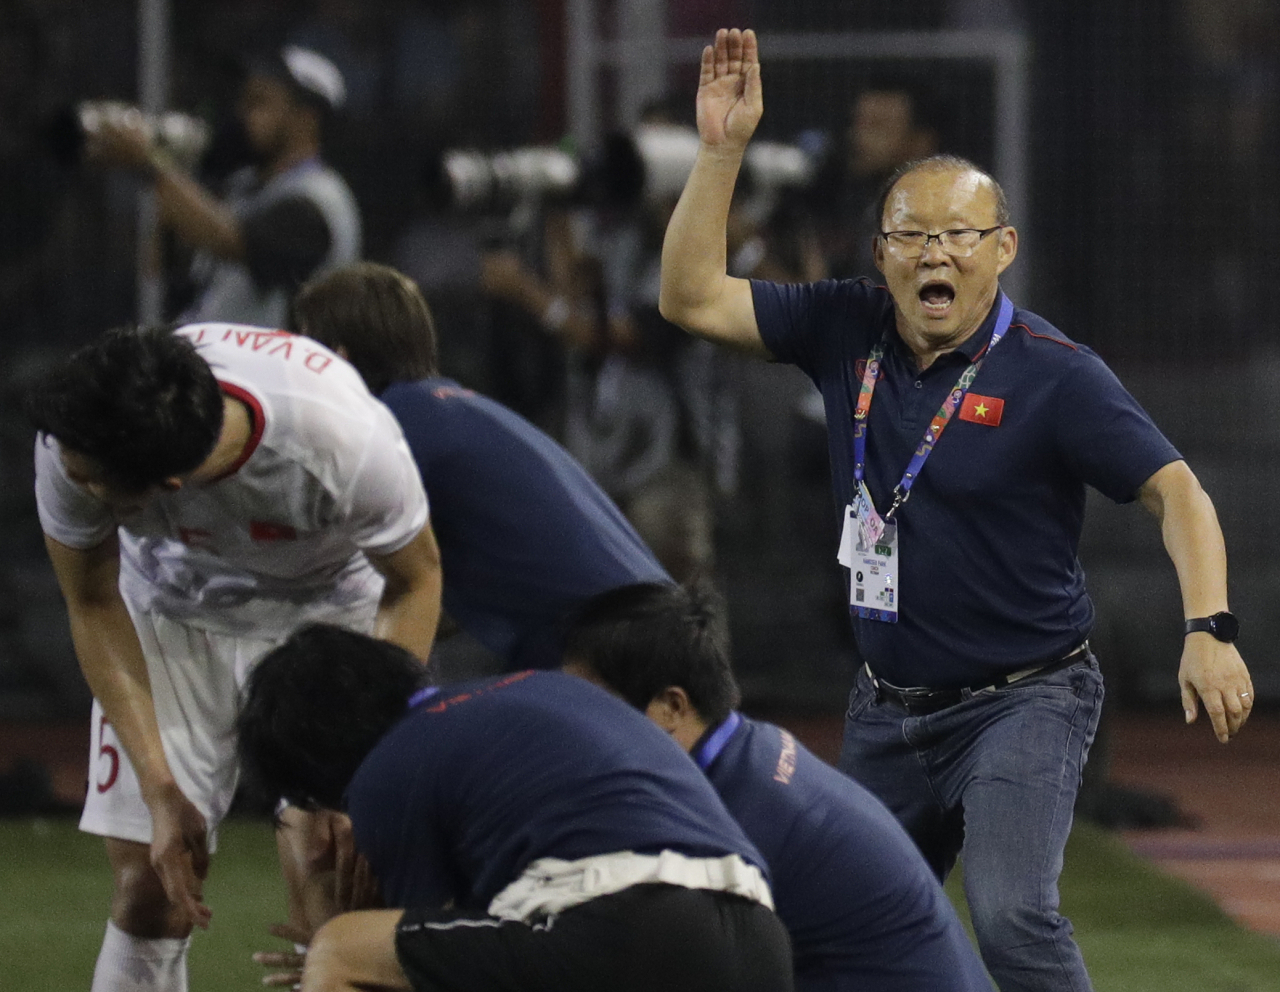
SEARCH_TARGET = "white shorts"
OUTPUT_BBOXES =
[79,602,376,849]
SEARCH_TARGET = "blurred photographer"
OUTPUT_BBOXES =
[476,121,814,580]
[805,80,941,281]
[85,45,360,328]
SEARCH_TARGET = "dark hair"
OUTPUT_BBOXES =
[874,153,1010,232]
[26,325,223,492]
[236,624,426,812]
[292,263,439,394]
[564,581,739,724]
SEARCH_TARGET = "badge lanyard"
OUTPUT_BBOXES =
[407,685,441,709]
[852,293,1015,520]
[841,294,1014,623]
[694,711,742,771]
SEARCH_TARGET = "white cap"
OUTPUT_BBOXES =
[281,45,346,111]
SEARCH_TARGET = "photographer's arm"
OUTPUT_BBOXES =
[86,116,245,260]
[479,250,600,351]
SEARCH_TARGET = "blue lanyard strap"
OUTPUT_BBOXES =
[407,685,441,709]
[694,711,742,770]
[853,293,1015,518]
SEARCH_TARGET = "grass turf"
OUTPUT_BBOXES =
[0,816,281,990]
[3,815,1279,990]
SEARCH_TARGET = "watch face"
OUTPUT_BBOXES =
[1212,612,1240,641]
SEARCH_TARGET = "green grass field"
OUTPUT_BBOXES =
[2,815,1279,990]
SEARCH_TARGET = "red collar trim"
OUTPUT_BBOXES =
[1014,323,1078,350]
[212,381,265,480]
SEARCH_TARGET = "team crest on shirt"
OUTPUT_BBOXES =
[250,521,298,541]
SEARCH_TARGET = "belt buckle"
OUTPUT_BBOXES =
[868,668,960,715]
[897,685,956,715]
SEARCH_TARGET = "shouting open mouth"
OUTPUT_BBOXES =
[918,280,956,317]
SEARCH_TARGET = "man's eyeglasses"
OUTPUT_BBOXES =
[879,226,1005,259]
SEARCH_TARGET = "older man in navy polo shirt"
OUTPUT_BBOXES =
[657,28,1253,992]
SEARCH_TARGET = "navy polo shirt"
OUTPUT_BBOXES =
[347,671,767,912]
[753,278,1181,687]
[380,378,671,670]
[699,714,992,991]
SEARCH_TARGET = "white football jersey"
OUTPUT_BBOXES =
[35,324,429,636]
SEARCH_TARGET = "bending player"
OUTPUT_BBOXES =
[292,262,672,671]
[29,325,442,992]
[236,624,793,992]
[564,582,994,992]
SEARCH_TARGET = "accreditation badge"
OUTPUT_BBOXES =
[849,521,899,623]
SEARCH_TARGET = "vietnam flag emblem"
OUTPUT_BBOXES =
[959,392,1004,426]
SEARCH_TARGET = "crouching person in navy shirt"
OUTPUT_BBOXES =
[292,262,673,673]
[563,581,993,992]
[237,624,793,992]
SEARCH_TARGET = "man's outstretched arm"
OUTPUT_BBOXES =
[659,27,768,356]
[1138,460,1253,742]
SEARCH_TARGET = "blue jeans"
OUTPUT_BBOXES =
[839,653,1104,992]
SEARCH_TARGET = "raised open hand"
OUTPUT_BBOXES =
[696,28,763,151]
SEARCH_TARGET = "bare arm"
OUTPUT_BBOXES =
[369,523,444,663]
[659,28,768,355]
[1137,460,1253,742]
[479,249,600,351]
[86,116,245,259]
[302,910,412,992]
[44,534,212,925]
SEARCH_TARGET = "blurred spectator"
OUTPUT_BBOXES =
[475,124,756,581]
[806,81,942,280]
[84,44,360,328]
[393,142,570,428]
[390,159,506,394]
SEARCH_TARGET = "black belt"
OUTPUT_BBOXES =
[866,642,1091,717]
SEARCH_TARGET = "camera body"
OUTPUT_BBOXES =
[438,125,814,217]
[442,146,581,213]
[75,101,212,169]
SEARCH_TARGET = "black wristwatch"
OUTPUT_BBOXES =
[1184,611,1239,643]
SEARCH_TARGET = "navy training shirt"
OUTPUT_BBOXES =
[753,278,1181,687]
[345,670,767,912]
[380,378,671,670]
[701,715,992,992]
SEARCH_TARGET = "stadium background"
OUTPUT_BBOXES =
[1,0,1279,986]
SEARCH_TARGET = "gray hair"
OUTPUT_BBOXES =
[875,154,1010,230]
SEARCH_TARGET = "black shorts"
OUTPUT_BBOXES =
[394,883,794,992]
